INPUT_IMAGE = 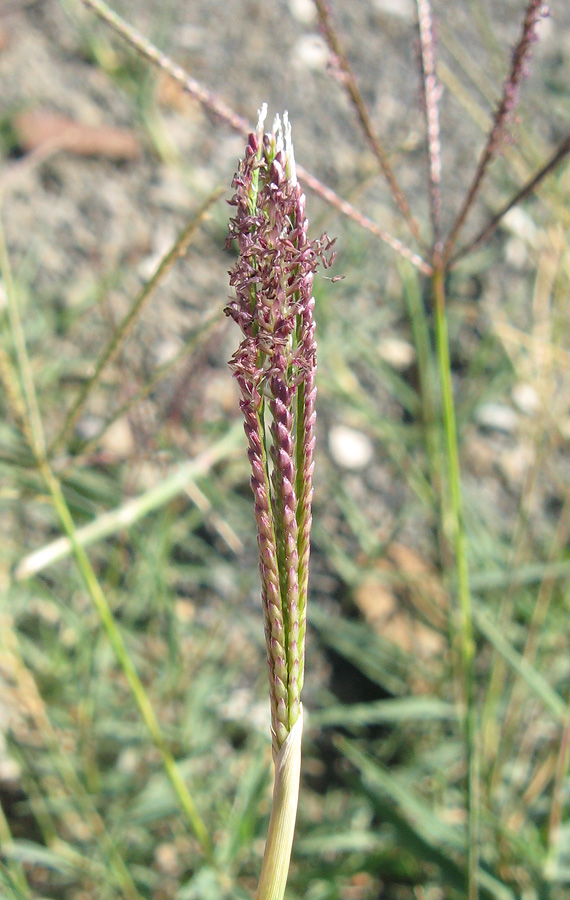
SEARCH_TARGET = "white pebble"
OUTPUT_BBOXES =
[378,337,416,370]
[475,402,519,433]
[100,417,134,458]
[502,207,538,246]
[288,0,317,25]
[293,34,329,72]
[512,383,541,417]
[175,25,206,50]
[329,425,374,470]
[76,415,103,441]
[372,0,415,21]
[153,337,183,366]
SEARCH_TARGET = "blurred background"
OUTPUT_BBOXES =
[1,1,570,898]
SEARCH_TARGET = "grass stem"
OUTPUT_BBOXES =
[0,802,30,899]
[432,264,478,900]
[256,711,303,900]
[38,458,214,857]
[14,422,243,581]
[314,0,425,250]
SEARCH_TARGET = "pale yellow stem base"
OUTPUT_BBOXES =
[256,706,304,900]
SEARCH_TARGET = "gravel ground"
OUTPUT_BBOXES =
[2,0,568,303]
[1,0,569,656]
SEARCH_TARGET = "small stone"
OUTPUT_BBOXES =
[378,337,416,370]
[155,842,181,878]
[372,0,415,21]
[329,425,374,470]
[174,25,206,50]
[500,442,535,488]
[288,0,317,25]
[475,402,518,433]
[60,626,78,648]
[502,207,538,245]
[117,747,139,775]
[512,383,541,417]
[293,34,329,71]
[503,208,537,268]
[174,599,195,624]
[76,415,103,441]
[354,578,396,625]
[153,337,183,366]
[100,417,134,458]
[0,754,20,783]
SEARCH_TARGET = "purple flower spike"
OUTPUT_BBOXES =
[226,106,335,755]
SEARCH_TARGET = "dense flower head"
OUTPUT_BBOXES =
[225,107,334,754]
[225,108,334,396]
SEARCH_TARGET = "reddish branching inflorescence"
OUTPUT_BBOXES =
[488,0,549,157]
[445,0,550,257]
[416,0,442,247]
[225,107,334,754]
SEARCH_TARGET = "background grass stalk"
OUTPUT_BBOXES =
[14,421,243,581]
[37,459,214,858]
[0,616,144,900]
[68,311,224,464]
[400,261,441,505]
[0,802,30,899]
[314,0,425,250]
[0,231,213,860]
[50,186,225,455]
[432,263,478,899]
